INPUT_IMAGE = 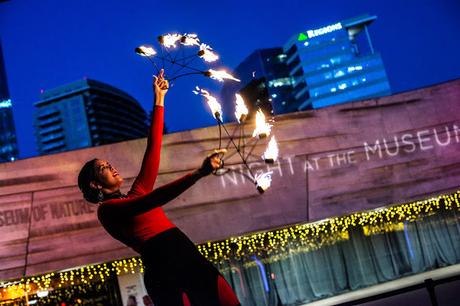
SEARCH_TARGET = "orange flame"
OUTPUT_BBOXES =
[206,69,240,82]
[255,171,273,192]
[136,45,156,57]
[193,87,223,120]
[161,34,181,48]
[252,110,272,138]
[199,44,219,62]
[234,94,248,123]
[181,33,200,46]
[262,136,279,162]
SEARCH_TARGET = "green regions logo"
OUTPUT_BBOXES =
[297,22,343,41]
[297,33,309,42]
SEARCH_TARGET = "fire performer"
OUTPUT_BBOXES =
[78,69,240,306]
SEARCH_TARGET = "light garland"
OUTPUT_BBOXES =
[198,190,460,263]
[1,191,459,301]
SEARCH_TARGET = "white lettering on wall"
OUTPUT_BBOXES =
[218,124,460,188]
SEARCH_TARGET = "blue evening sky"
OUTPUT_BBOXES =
[1,0,459,159]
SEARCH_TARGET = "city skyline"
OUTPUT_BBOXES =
[1,0,460,159]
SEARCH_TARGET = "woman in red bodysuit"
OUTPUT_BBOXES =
[78,70,240,306]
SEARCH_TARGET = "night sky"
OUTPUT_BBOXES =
[1,0,459,159]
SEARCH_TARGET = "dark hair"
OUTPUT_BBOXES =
[78,158,100,204]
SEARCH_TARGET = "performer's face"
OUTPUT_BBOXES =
[93,159,124,191]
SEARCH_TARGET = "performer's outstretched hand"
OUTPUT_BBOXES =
[198,149,227,177]
[154,69,168,106]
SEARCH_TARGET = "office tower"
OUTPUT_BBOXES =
[222,14,391,117]
[34,79,148,155]
[0,40,19,162]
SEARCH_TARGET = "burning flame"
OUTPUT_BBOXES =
[181,33,200,46]
[252,109,272,138]
[255,171,273,193]
[198,44,219,62]
[262,136,279,163]
[234,94,248,123]
[136,45,156,57]
[193,87,223,120]
[160,33,181,48]
[206,69,240,82]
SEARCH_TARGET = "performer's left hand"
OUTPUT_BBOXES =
[198,149,227,176]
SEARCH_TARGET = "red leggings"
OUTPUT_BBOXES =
[141,228,240,306]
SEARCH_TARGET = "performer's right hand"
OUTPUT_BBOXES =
[154,69,168,105]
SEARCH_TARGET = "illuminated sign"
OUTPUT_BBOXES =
[297,22,343,41]
[0,99,12,108]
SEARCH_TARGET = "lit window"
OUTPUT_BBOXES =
[0,99,12,108]
[268,77,293,88]
[330,87,337,93]
[271,94,278,98]
[362,77,367,82]
[325,72,332,79]
[320,63,330,69]
[303,41,309,47]
[338,83,347,90]
[334,70,345,78]
[352,80,359,86]
[348,65,363,73]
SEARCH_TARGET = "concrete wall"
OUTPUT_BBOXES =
[1,79,459,280]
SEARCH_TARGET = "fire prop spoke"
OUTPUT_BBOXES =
[137,32,279,194]
[193,87,279,194]
[136,33,241,83]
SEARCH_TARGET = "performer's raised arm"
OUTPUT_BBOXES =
[128,69,168,197]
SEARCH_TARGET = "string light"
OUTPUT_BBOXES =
[1,191,459,301]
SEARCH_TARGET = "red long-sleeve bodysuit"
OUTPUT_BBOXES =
[97,105,198,252]
[96,105,240,306]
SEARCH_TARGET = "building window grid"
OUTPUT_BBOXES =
[38,116,62,128]
[297,42,352,62]
[300,52,355,73]
[90,111,146,135]
[41,132,65,144]
[307,58,386,87]
[310,69,388,98]
[312,77,391,107]
[39,124,63,136]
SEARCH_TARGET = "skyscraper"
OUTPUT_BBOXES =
[0,40,19,162]
[220,48,295,119]
[34,79,148,155]
[286,14,391,110]
[221,14,391,117]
